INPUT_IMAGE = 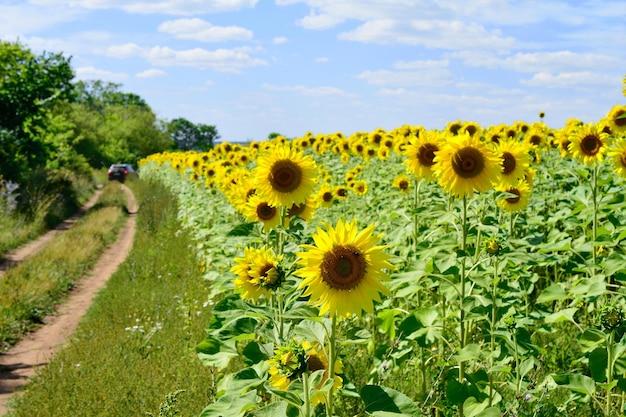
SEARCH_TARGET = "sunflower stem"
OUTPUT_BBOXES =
[592,163,598,279]
[513,329,521,397]
[327,314,337,417]
[459,196,468,388]
[489,257,499,407]
[303,371,311,417]
[606,331,614,416]
[509,212,515,237]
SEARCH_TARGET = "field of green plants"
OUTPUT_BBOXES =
[137,105,626,417]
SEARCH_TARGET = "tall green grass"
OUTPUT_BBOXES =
[0,183,126,350]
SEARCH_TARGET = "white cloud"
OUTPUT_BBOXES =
[263,83,350,97]
[272,36,288,44]
[31,0,259,15]
[136,68,167,78]
[357,59,451,87]
[75,66,128,81]
[106,43,144,58]
[315,57,329,63]
[453,50,621,73]
[339,19,515,51]
[106,42,266,72]
[522,71,620,88]
[298,13,345,30]
[158,18,253,42]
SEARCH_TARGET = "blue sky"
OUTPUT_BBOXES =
[1,0,625,141]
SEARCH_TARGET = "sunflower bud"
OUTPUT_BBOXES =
[485,238,500,256]
[599,305,624,332]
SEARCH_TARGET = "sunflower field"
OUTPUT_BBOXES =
[139,103,626,417]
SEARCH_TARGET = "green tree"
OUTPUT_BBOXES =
[168,118,218,151]
[0,41,74,180]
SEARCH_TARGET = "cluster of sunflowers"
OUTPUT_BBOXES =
[140,102,626,416]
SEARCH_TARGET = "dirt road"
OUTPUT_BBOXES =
[0,184,138,414]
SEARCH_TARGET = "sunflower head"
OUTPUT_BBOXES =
[403,131,442,181]
[392,175,411,192]
[268,341,307,390]
[496,139,530,184]
[607,105,626,134]
[496,180,531,212]
[232,248,273,301]
[245,195,281,231]
[317,186,336,208]
[287,198,316,221]
[608,139,626,178]
[248,247,284,291]
[433,133,500,197]
[254,146,318,207]
[296,219,391,317]
[568,123,610,165]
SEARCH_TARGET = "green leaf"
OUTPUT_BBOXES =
[545,307,578,325]
[360,385,420,416]
[199,391,257,417]
[553,373,596,397]
[463,397,501,417]
[217,367,263,395]
[455,344,482,363]
[253,401,300,417]
[227,222,256,236]
[242,341,269,365]
[537,284,566,304]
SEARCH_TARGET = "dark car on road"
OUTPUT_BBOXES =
[107,164,136,182]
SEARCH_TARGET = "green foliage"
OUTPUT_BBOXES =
[168,117,218,151]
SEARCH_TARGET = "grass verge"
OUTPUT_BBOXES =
[0,182,127,350]
[0,173,97,258]
[6,179,214,417]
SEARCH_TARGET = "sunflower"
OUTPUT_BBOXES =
[462,121,482,137]
[495,139,530,184]
[245,195,281,231]
[352,180,368,196]
[254,146,318,207]
[248,247,284,290]
[268,341,307,391]
[607,105,626,134]
[301,341,343,405]
[296,219,391,317]
[392,175,411,192]
[496,180,531,212]
[316,186,335,208]
[231,248,272,300]
[267,340,343,395]
[432,132,500,197]
[335,186,349,199]
[287,198,316,221]
[568,123,610,165]
[377,147,390,160]
[446,120,463,136]
[404,131,442,181]
[608,139,626,178]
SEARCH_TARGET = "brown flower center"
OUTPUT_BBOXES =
[449,124,461,135]
[530,135,542,146]
[321,245,367,290]
[322,192,333,202]
[257,203,276,220]
[336,188,347,197]
[269,160,303,193]
[561,140,571,151]
[581,134,602,156]
[505,188,521,204]
[501,152,516,175]
[451,147,486,179]
[417,143,438,167]
[465,125,478,136]
[288,203,306,216]
[399,180,409,190]
[615,110,626,127]
[356,144,364,152]
[307,354,325,372]
[372,134,382,144]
